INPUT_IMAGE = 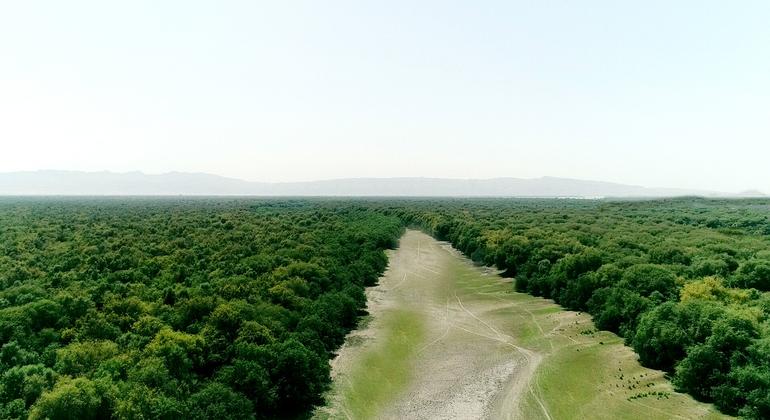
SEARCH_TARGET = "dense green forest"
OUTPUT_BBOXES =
[2,198,770,418]
[382,198,770,418]
[0,198,402,419]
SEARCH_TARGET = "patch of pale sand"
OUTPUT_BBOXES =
[381,331,530,420]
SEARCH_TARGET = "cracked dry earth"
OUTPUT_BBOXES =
[314,230,727,420]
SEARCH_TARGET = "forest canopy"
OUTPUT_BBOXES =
[2,197,770,418]
[0,198,402,419]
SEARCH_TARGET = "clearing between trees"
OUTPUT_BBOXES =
[315,230,727,419]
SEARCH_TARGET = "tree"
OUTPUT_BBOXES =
[632,302,691,371]
[145,328,204,381]
[619,264,678,299]
[28,377,113,420]
[734,259,770,291]
[674,343,725,401]
[54,341,118,376]
[216,359,276,414]
[587,287,651,337]
[0,364,57,407]
[263,339,329,413]
[674,313,759,405]
[112,383,186,420]
[188,382,254,420]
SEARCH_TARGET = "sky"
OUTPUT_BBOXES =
[1,1,769,192]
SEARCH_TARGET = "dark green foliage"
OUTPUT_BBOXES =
[0,364,57,407]
[619,264,678,299]
[383,197,770,418]
[0,198,402,419]
[733,258,770,291]
[632,301,722,371]
[188,382,254,420]
[28,377,113,420]
[4,196,770,418]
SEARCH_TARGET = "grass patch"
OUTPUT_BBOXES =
[336,309,424,419]
[530,328,727,419]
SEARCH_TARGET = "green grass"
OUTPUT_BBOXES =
[522,317,728,419]
[332,309,425,419]
[444,247,729,419]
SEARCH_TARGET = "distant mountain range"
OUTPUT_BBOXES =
[0,170,764,198]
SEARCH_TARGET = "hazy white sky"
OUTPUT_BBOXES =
[1,1,769,192]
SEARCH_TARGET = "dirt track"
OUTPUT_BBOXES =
[315,230,727,420]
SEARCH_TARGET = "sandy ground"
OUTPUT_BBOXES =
[314,230,728,420]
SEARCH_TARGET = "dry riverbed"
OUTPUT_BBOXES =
[313,230,728,420]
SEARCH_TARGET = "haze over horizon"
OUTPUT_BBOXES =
[0,169,764,197]
[2,1,770,192]
[2,168,759,193]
